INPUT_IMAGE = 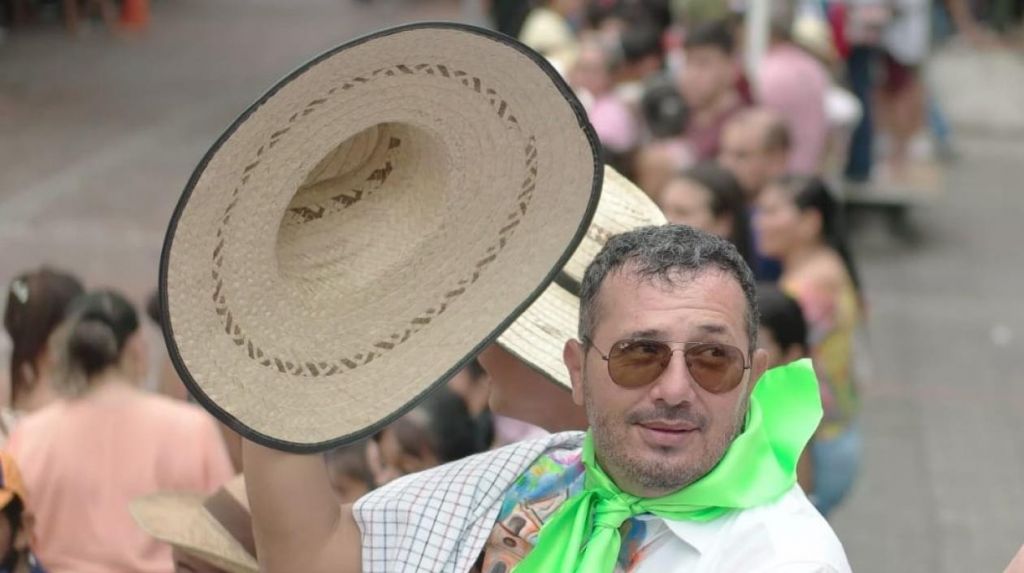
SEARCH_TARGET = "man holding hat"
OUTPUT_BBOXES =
[159,23,849,573]
[244,225,850,573]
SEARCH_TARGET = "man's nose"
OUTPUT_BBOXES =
[647,350,699,406]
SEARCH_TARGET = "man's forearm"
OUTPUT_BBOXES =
[243,439,360,573]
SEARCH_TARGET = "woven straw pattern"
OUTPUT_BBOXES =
[497,166,666,389]
[131,477,258,573]
[561,166,667,283]
[163,25,599,448]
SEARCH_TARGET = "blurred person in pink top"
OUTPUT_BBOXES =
[756,9,830,175]
[7,290,233,573]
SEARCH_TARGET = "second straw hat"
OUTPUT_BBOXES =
[131,476,257,573]
[160,23,601,451]
[497,166,667,388]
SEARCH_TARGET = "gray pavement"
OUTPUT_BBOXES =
[832,130,1024,571]
[3,2,1024,571]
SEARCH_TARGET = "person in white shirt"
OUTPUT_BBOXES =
[244,225,850,573]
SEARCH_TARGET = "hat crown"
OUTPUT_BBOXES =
[161,23,601,451]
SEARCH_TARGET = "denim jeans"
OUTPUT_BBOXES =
[811,424,862,517]
[844,47,876,182]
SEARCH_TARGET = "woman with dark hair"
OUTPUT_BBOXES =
[3,268,84,423]
[656,162,753,264]
[753,176,864,518]
[7,290,233,573]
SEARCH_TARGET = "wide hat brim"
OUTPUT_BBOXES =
[131,494,258,573]
[497,167,666,389]
[160,23,601,452]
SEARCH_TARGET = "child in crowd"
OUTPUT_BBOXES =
[757,284,815,495]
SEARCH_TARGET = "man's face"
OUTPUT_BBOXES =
[757,325,785,369]
[678,46,735,112]
[720,122,770,201]
[564,267,767,497]
[478,343,586,432]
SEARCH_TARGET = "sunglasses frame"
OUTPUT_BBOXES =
[582,336,751,393]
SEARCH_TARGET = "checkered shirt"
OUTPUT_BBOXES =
[353,431,586,572]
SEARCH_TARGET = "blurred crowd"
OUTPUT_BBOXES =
[0,1,1023,572]
[0,267,543,572]
[499,0,1023,188]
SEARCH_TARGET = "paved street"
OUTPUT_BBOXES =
[2,2,1024,570]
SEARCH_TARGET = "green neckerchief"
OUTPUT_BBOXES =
[513,359,822,573]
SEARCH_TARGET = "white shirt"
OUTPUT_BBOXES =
[631,486,851,573]
[354,433,852,573]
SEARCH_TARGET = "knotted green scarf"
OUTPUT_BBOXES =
[513,359,822,573]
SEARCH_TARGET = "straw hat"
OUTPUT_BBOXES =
[497,166,666,388]
[131,476,258,573]
[160,23,601,451]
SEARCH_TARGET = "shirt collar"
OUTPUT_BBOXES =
[656,512,734,554]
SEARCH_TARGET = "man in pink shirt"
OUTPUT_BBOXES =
[757,22,831,175]
[678,20,746,162]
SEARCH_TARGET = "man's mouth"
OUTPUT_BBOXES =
[637,420,699,433]
[635,419,700,447]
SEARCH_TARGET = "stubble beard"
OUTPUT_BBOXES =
[584,374,750,496]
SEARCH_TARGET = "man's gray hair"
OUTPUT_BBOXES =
[578,225,759,351]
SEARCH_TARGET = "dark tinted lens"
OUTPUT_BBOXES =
[684,343,745,393]
[608,340,671,387]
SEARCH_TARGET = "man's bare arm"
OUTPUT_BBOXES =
[243,440,361,573]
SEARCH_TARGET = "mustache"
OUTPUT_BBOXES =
[626,404,707,428]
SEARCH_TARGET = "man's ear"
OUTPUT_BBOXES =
[749,347,770,391]
[563,339,586,407]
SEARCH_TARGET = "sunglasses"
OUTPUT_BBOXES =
[583,337,750,394]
